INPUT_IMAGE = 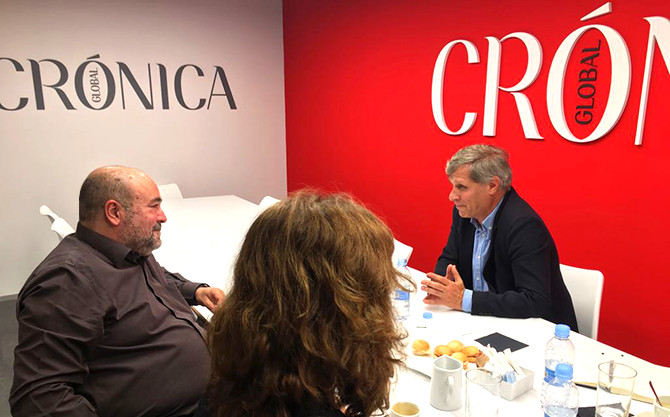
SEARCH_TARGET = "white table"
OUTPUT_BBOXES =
[153,194,263,319]
[392,268,670,416]
[148,192,669,415]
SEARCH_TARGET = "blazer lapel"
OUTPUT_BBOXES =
[460,221,475,289]
[483,188,514,292]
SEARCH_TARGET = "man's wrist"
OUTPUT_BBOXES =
[194,284,209,303]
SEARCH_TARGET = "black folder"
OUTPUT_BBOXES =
[475,332,528,352]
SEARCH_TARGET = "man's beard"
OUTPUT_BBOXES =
[121,212,162,256]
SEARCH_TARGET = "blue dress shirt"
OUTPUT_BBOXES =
[461,198,504,312]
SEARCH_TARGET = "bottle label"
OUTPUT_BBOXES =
[395,289,410,301]
[544,367,555,383]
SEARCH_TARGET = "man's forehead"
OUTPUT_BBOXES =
[129,176,160,199]
[449,166,473,183]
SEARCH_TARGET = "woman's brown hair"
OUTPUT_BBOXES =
[206,190,412,417]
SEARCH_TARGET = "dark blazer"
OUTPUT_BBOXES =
[435,187,578,331]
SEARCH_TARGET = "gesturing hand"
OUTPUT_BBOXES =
[421,264,465,310]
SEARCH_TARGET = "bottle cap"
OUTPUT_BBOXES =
[555,363,573,380]
[554,324,571,338]
[422,312,433,319]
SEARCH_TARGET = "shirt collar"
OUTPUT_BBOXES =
[76,223,146,267]
[470,197,504,231]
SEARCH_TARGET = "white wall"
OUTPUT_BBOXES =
[0,0,287,295]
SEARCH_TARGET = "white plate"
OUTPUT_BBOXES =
[404,337,484,377]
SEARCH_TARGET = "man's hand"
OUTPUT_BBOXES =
[421,264,465,310]
[195,286,225,312]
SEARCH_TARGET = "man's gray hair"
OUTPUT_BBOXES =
[79,166,138,222]
[446,144,512,191]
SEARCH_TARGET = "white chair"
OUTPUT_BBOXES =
[392,239,414,267]
[158,183,184,201]
[560,264,604,340]
[258,195,281,210]
[39,205,75,240]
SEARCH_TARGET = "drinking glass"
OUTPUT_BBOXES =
[465,368,502,417]
[595,361,637,417]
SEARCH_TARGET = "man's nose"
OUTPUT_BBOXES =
[449,189,457,202]
[158,208,167,223]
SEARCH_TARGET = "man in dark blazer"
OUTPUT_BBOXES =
[422,145,577,330]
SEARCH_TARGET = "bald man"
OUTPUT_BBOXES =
[11,166,225,417]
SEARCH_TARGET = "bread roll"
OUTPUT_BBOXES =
[433,345,452,357]
[461,346,480,357]
[447,340,464,352]
[412,339,430,356]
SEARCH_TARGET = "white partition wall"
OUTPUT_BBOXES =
[0,0,287,296]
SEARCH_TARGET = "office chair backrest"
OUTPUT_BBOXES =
[392,239,414,267]
[560,264,605,340]
[39,205,75,240]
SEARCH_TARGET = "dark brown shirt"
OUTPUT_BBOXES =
[10,224,211,417]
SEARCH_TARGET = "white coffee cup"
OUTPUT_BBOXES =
[390,401,420,417]
[429,354,463,411]
[655,395,670,417]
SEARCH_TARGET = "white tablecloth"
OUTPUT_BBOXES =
[391,268,670,417]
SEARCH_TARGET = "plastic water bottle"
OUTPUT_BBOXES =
[543,324,575,392]
[393,258,411,321]
[541,363,579,417]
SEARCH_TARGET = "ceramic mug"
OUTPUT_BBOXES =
[655,396,670,417]
[429,354,463,411]
[390,401,420,417]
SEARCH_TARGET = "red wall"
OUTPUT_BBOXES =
[283,0,670,365]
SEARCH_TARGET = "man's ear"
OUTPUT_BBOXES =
[488,176,501,195]
[103,200,124,226]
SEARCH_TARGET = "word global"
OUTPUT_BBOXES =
[431,6,669,146]
[0,54,237,111]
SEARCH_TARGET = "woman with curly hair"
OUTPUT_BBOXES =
[203,190,413,417]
